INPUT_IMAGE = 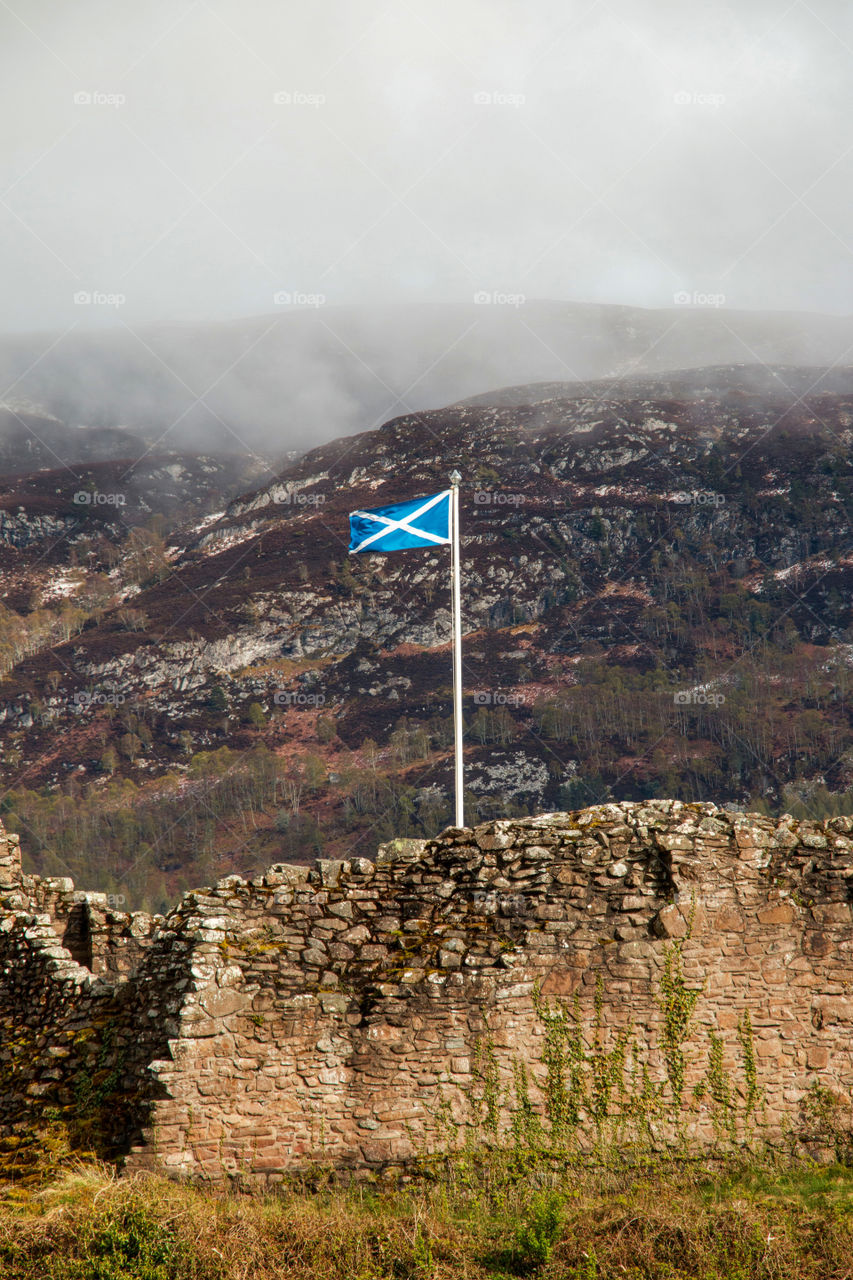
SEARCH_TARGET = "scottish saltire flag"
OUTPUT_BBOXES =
[349,489,451,553]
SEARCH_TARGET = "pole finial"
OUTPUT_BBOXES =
[449,469,462,486]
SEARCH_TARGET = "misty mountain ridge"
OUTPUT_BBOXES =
[226,361,853,519]
[2,301,853,469]
[457,363,853,408]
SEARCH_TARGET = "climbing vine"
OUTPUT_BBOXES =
[657,940,701,1111]
[737,1009,761,1125]
[435,939,766,1163]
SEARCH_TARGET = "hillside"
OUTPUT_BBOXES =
[0,363,850,908]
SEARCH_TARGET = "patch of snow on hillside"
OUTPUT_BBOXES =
[197,524,260,555]
[773,557,835,583]
[192,510,226,533]
[41,568,84,601]
[347,467,388,489]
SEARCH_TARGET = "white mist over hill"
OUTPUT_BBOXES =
[0,301,852,467]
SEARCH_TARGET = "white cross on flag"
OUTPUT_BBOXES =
[348,489,451,553]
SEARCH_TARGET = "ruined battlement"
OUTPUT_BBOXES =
[2,801,853,1182]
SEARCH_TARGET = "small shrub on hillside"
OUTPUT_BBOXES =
[245,702,267,729]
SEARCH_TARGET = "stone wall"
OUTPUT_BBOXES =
[2,801,853,1182]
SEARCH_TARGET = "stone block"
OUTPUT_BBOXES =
[757,903,796,926]
[318,993,350,1014]
[359,945,388,961]
[475,831,515,851]
[811,903,853,926]
[715,907,744,932]
[652,904,687,939]
[815,998,853,1025]
[620,895,652,912]
[200,989,249,1018]
[375,839,427,865]
[655,833,695,851]
[539,968,578,996]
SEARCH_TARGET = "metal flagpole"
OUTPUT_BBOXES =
[449,470,464,827]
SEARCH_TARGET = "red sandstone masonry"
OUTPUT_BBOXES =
[1,801,853,1182]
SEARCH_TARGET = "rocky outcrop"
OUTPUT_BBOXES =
[0,510,79,548]
[2,800,853,1182]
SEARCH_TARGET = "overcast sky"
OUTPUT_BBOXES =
[2,0,852,334]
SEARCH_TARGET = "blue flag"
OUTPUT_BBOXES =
[349,489,451,553]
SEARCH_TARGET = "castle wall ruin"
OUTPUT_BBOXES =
[2,800,853,1182]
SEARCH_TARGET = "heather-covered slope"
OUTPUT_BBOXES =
[0,452,263,590]
[0,365,850,907]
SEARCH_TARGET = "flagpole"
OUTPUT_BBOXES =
[449,469,464,827]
